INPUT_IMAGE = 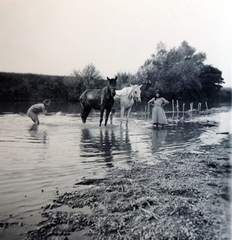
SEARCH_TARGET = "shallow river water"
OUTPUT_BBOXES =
[0,101,231,239]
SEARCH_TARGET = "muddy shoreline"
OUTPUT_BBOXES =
[18,136,231,240]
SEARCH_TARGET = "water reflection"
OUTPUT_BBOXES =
[119,129,131,151]
[80,128,115,167]
[99,129,114,167]
[28,124,47,144]
[152,122,204,155]
[0,103,230,240]
[80,127,132,168]
[166,122,202,143]
[151,129,167,153]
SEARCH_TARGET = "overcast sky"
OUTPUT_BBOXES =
[0,0,231,87]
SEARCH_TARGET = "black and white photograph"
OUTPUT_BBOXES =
[0,1,231,239]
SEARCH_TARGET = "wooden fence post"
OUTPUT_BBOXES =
[176,100,179,113]
[176,100,179,119]
[144,105,147,120]
[190,102,193,112]
[205,101,208,111]
[198,102,201,113]
[190,102,193,118]
[172,99,175,119]
[182,103,185,118]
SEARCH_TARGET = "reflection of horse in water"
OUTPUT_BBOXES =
[80,127,131,168]
[79,77,117,126]
[110,84,142,127]
[99,129,115,167]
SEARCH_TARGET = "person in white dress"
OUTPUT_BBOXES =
[148,90,169,128]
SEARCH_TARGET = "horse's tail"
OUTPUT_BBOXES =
[79,90,88,109]
[79,91,85,101]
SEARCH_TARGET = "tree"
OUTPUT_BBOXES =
[63,64,106,100]
[116,72,134,89]
[135,41,207,101]
[81,63,104,89]
[198,65,224,100]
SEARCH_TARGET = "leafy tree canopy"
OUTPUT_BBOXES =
[134,41,224,101]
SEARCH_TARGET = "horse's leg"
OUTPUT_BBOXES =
[99,108,104,126]
[82,106,92,123]
[80,102,85,122]
[104,108,111,126]
[110,109,115,125]
[80,101,88,123]
[126,107,132,128]
[120,107,125,127]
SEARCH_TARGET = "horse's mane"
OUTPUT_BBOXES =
[116,85,139,97]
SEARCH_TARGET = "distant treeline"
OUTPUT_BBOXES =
[0,70,230,103]
[0,71,107,102]
[0,41,231,103]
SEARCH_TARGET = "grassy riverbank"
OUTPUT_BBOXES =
[25,136,231,240]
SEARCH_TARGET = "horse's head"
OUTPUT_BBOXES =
[107,76,117,97]
[129,84,142,103]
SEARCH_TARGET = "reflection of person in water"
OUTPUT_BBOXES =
[29,126,47,144]
[27,99,51,125]
[152,129,167,153]
[148,90,169,128]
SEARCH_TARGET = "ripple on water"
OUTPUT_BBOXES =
[0,108,231,239]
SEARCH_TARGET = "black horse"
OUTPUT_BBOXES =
[79,77,117,126]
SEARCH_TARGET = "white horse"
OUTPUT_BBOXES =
[110,84,142,127]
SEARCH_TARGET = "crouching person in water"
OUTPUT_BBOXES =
[148,90,169,128]
[27,99,51,125]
